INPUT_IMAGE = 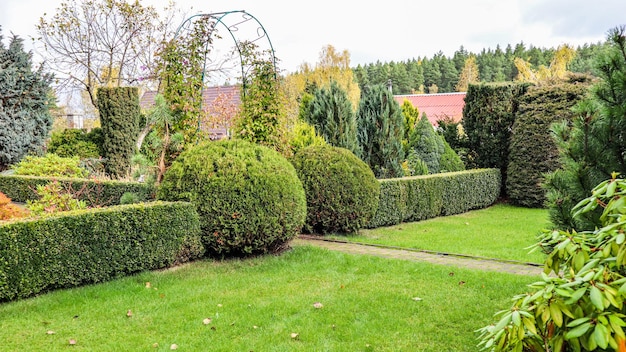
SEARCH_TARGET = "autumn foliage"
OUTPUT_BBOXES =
[0,192,29,221]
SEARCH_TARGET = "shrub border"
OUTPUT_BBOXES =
[367,168,501,228]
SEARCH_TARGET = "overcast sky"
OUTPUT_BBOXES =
[1,0,624,74]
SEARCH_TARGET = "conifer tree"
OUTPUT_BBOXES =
[356,84,405,178]
[0,29,53,170]
[306,80,359,154]
[408,114,445,173]
[544,26,626,231]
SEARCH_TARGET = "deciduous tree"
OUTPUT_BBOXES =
[37,0,176,108]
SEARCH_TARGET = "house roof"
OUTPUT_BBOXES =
[393,92,466,126]
[139,85,241,140]
[139,85,241,111]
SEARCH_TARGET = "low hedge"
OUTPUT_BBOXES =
[367,168,501,228]
[0,201,203,302]
[0,174,155,206]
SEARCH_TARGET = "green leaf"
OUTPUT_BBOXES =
[512,310,521,327]
[594,323,609,349]
[493,312,512,331]
[550,303,564,327]
[566,286,588,304]
[565,321,592,339]
[590,286,605,311]
[567,316,591,328]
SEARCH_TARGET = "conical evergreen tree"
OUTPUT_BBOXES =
[356,84,405,178]
[408,114,445,173]
[0,29,53,170]
[306,80,359,154]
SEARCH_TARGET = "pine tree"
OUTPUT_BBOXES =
[0,29,53,170]
[306,80,359,154]
[544,26,626,231]
[356,84,405,178]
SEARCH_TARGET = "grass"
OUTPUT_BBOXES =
[330,203,551,264]
[0,245,534,351]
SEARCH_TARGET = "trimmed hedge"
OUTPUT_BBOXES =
[0,201,203,302]
[0,174,155,206]
[291,145,380,234]
[367,168,501,228]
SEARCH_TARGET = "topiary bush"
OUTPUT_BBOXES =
[157,139,306,257]
[291,145,380,234]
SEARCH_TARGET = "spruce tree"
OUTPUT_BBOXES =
[544,26,626,231]
[0,29,53,170]
[409,114,444,173]
[306,80,359,154]
[356,84,405,178]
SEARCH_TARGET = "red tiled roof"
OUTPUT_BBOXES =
[393,92,466,126]
[139,85,241,111]
[140,86,241,140]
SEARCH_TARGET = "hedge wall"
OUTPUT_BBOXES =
[367,168,501,228]
[507,78,591,208]
[0,201,203,302]
[0,174,155,206]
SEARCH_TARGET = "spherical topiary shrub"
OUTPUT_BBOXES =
[291,145,380,234]
[157,140,306,257]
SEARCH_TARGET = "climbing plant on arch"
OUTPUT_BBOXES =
[158,10,278,143]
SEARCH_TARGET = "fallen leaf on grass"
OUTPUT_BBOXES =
[145,282,151,289]
[152,343,159,348]
[46,330,55,335]
[412,297,423,301]
[459,281,466,286]
[203,318,212,325]
[69,339,77,345]
[170,343,178,350]
[290,333,299,340]
[313,302,323,309]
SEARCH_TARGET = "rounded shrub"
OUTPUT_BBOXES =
[157,140,306,257]
[291,145,380,234]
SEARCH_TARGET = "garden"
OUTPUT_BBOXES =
[1,1,626,350]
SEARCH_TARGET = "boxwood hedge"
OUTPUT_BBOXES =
[0,201,203,302]
[367,168,501,228]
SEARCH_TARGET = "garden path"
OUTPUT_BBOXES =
[293,235,544,277]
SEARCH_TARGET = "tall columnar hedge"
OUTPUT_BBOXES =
[507,77,591,208]
[0,31,53,171]
[462,82,530,195]
[356,84,405,178]
[157,140,306,257]
[97,87,141,179]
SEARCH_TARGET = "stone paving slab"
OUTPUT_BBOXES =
[292,237,544,277]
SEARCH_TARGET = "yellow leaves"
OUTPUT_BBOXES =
[514,44,576,83]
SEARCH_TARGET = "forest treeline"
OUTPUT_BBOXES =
[352,41,605,94]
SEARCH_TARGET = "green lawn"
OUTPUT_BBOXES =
[0,246,533,351]
[330,203,551,264]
